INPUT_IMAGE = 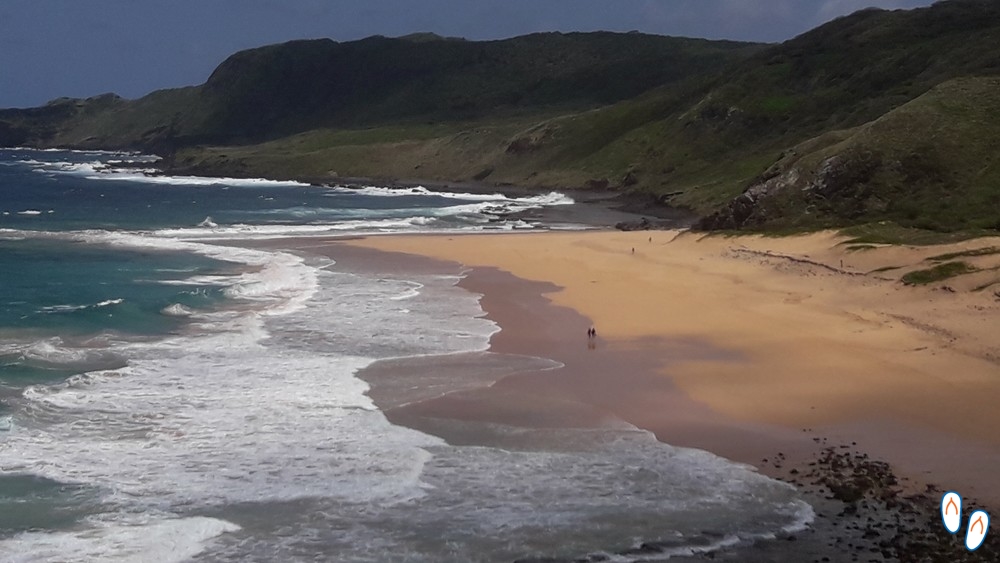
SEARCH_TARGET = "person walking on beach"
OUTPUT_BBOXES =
[588,326,597,339]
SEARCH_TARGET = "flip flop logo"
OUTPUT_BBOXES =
[942,492,990,552]
[942,491,962,534]
[967,510,990,552]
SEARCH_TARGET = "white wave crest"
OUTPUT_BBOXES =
[328,185,575,207]
[160,303,195,317]
[6,147,143,156]
[93,171,313,188]
[19,339,126,371]
[0,228,319,317]
[40,298,123,314]
[18,158,312,188]
[150,217,445,239]
[0,516,239,563]
[389,280,423,301]
[327,184,511,201]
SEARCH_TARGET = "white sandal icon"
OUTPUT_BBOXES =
[966,510,990,552]
[943,492,990,551]
[942,491,962,534]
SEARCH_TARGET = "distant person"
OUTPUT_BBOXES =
[631,247,635,254]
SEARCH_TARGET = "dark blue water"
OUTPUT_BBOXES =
[0,148,528,232]
[0,148,562,389]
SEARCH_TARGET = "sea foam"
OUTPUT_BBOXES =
[2,228,321,317]
[0,150,811,560]
[327,185,574,206]
[21,158,313,188]
[0,234,813,560]
[0,516,240,563]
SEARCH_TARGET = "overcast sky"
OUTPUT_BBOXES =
[1,0,933,108]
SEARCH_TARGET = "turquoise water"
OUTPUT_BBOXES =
[0,148,553,389]
[0,475,103,538]
[0,237,228,388]
[0,237,227,335]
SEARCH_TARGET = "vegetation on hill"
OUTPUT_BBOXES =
[699,76,1000,232]
[2,0,1000,235]
[0,32,757,151]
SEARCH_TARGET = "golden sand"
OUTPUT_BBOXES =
[345,230,1000,498]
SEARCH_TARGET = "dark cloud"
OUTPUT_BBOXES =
[0,0,933,108]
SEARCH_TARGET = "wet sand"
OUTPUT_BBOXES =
[275,231,1000,561]
[344,230,1000,506]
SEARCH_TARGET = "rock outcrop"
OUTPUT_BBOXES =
[698,150,884,231]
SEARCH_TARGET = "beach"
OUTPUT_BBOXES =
[4,146,999,560]
[9,149,825,561]
[315,229,1000,560]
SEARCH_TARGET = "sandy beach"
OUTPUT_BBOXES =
[336,230,1000,503]
[267,229,1000,560]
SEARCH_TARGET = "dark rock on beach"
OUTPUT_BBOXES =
[615,216,679,231]
[665,444,1000,563]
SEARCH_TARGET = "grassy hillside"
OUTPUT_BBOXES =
[685,0,1000,142]
[169,0,1000,227]
[534,0,1000,210]
[199,33,756,139]
[0,32,757,152]
[3,0,1000,235]
[698,76,1000,232]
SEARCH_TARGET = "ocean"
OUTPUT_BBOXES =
[0,149,812,562]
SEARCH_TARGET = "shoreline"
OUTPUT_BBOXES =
[452,264,994,561]
[9,148,995,559]
[341,230,1000,499]
[279,232,1000,561]
[290,240,828,560]
[321,228,1000,560]
[0,146,691,228]
[155,154,699,226]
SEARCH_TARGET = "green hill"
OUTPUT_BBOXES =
[0,32,757,151]
[3,0,1000,235]
[503,0,1000,214]
[698,76,1000,232]
[168,0,1000,232]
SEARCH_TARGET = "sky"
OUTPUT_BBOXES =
[0,0,934,109]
